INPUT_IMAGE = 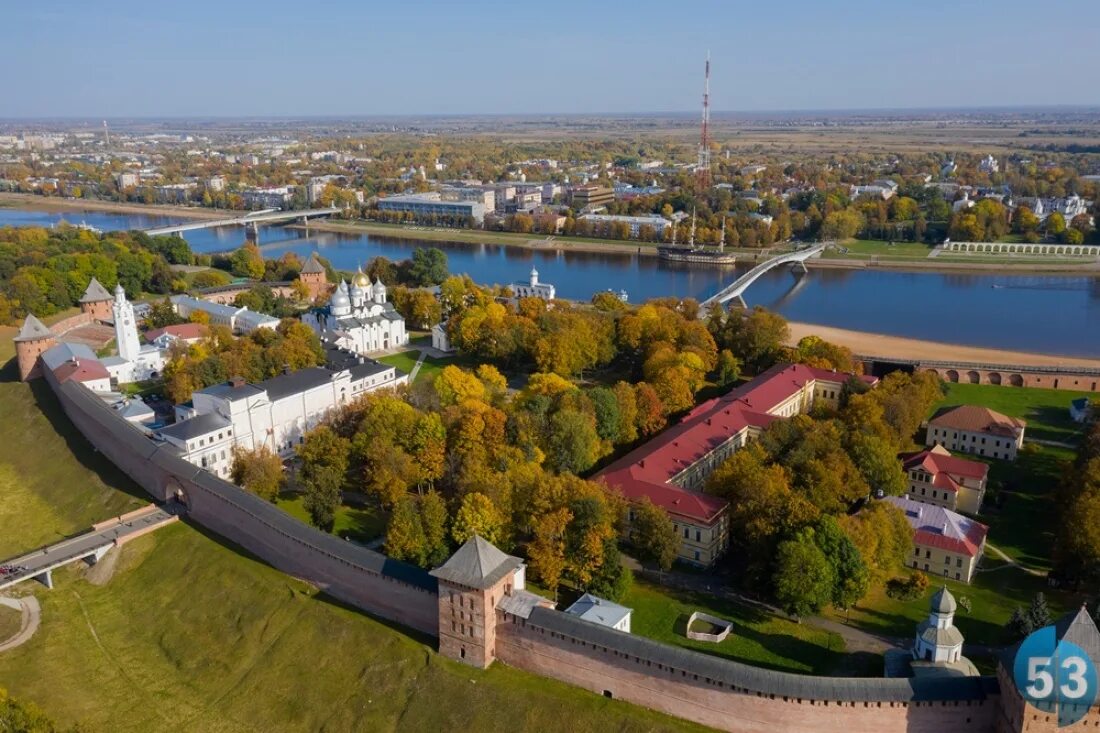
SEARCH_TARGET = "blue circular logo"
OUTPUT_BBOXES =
[1013,625,1098,727]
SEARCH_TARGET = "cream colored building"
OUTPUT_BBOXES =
[902,445,989,515]
[926,405,1026,461]
[886,496,988,583]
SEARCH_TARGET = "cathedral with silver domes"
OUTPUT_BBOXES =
[301,268,408,354]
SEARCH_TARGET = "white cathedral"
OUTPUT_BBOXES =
[101,284,168,384]
[301,269,408,354]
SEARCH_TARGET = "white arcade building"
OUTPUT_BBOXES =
[101,283,167,384]
[301,269,408,354]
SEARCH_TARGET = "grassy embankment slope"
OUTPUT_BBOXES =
[0,327,711,733]
[825,382,1090,645]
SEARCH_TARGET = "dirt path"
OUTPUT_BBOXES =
[0,596,41,653]
[786,321,1100,368]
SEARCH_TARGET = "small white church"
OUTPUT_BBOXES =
[911,585,978,677]
[301,269,408,355]
[101,284,168,384]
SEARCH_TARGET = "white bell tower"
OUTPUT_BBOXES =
[112,283,141,363]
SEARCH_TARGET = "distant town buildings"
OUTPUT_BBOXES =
[978,155,999,174]
[901,445,989,515]
[570,184,614,211]
[925,405,1027,461]
[512,268,555,301]
[377,192,487,223]
[241,185,295,210]
[885,495,988,583]
[577,213,670,238]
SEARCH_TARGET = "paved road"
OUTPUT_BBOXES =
[0,507,177,591]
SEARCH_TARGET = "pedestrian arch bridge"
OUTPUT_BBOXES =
[942,241,1100,257]
[701,242,829,308]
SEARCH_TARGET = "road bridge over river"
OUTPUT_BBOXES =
[0,505,178,591]
[701,242,830,308]
[143,206,340,236]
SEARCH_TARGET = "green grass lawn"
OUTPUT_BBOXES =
[935,382,1091,444]
[275,494,386,544]
[0,524,711,733]
[0,345,708,732]
[824,565,1078,648]
[0,353,146,558]
[0,604,21,641]
[622,579,846,675]
[378,349,453,384]
[834,240,936,259]
[929,383,1086,569]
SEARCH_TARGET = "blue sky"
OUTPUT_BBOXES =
[4,0,1100,117]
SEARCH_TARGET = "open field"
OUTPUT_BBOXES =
[935,382,1092,444]
[932,382,1089,570]
[824,565,1075,648]
[0,524,711,733]
[622,579,845,676]
[0,605,21,642]
[0,350,711,732]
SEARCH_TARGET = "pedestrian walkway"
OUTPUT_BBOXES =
[408,351,429,381]
[0,596,41,653]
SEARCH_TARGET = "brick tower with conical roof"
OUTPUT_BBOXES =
[13,314,56,381]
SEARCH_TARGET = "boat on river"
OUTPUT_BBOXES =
[657,210,737,265]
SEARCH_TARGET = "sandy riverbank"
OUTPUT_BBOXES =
[787,321,1100,368]
[0,193,229,221]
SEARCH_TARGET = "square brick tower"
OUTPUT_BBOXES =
[13,314,56,381]
[78,277,114,322]
[430,536,524,669]
[299,254,328,301]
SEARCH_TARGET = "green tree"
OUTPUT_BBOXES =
[847,432,907,497]
[715,349,741,387]
[191,269,232,289]
[146,297,185,329]
[230,446,284,502]
[407,247,449,286]
[298,426,350,532]
[420,490,451,567]
[812,516,870,611]
[774,531,834,621]
[630,497,679,573]
[587,387,622,443]
[546,409,600,474]
[230,243,265,280]
[385,497,427,566]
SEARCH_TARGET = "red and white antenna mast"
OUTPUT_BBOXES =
[696,52,711,191]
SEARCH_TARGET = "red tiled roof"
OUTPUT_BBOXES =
[928,405,1026,439]
[52,359,110,385]
[145,323,208,343]
[901,448,989,491]
[596,363,876,524]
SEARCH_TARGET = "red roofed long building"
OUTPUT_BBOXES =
[901,445,989,515]
[596,363,877,567]
[885,495,988,583]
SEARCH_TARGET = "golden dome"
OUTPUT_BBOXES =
[352,267,371,288]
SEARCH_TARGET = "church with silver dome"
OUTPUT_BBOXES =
[301,268,408,355]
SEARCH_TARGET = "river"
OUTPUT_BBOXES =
[3,207,1099,358]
